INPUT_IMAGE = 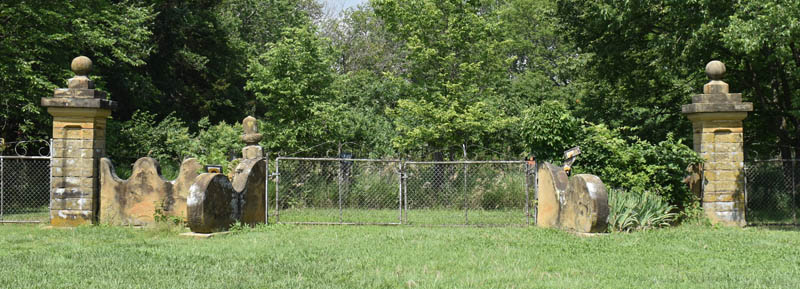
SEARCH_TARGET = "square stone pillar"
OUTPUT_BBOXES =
[41,56,116,226]
[682,61,752,226]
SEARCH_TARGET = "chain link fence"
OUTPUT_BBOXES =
[274,157,402,224]
[745,159,798,225]
[1,140,51,223]
[273,157,533,226]
[403,161,531,226]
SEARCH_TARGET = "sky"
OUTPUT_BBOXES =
[322,0,366,14]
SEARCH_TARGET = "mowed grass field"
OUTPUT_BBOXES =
[1,223,799,288]
[275,208,529,225]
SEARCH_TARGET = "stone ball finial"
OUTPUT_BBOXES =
[71,56,92,76]
[705,60,725,81]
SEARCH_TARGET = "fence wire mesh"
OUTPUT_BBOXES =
[745,159,798,225]
[403,161,529,226]
[273,158,532,226]
[275,157,402,224]
[1,141,51,223]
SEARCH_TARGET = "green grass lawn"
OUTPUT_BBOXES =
[0,206,49,222]
[1,223,799,288]
[275,208,528,225]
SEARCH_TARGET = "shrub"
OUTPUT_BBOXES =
[575,125,702,210]
[607,189,677,232]
[517,101,702,210]
[107,110,244,178]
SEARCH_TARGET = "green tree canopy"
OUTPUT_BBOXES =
[0,0,153,142]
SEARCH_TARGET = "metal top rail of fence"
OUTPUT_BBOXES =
[0,139,52,159]
[272,157,536,227]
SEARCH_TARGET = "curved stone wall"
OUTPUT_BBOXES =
[99,157,202,225]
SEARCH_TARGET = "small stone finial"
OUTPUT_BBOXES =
[240,116,263,159]
[240,116,263,146]
[702,60,729,94]
[705,60,725,81]
[71,56,92,76]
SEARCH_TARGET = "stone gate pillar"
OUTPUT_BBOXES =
[42,56,116,226]
[682,61,752,226]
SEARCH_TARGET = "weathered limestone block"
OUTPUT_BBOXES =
[43,56,116,226]
[682,60,751,226]
[561,174,609,232]
[536,162,609,233]
[234,159,267,224]
[187,159,267,233]
[536,162,567,228]
[187,174,239,233]
[99,157,201,225]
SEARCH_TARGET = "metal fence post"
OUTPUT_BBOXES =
[338,159,343,224]
[275,157,280,223]
[524,162,530,226]
[1,156,4,221]
[49,139,53,223]
[403,162,408,224]
[397,161,403,224]
[743,163,748,225]
[264,154,269,225]
[463,162,468,225]
[793,159,797,225]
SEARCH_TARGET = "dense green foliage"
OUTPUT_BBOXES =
[107,110,243,178]
[557,0,800,159]
[2,224,800,287]
[0,0,153,141]
[26,0,800,212]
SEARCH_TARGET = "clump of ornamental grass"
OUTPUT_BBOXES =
[607,189,677,232]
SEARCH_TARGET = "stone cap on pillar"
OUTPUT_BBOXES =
[41,56,117,110]
[682,61,752,115]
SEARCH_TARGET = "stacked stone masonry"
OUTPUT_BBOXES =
[42,56,116,226]
[682,61,752,226]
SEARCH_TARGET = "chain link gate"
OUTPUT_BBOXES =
[745,159,798,225]
[274,157,402,225]
[272,157,535,226]
[402,161,531,226]
[0,140,51,223]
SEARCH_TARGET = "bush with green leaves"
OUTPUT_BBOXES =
[517,101,701,210]
[607,189,677,232]
[107,110,243,178]
[575,125,702,209]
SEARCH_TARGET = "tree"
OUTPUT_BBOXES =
[0,0,154,142]
[557,0,800,159]
[318,4,401,75]
[132,0,249,125]
[557,0,716,144]
[372,0,515,153]
[246,25,335,153]
[722,0,800,159]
